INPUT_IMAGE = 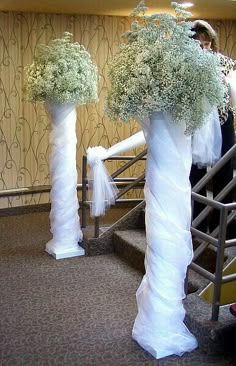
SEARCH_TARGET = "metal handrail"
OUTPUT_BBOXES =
[190,197,236,321]
[116,173,145,199]
[190,144,236,320]
[111,150,147,179]
[192,144,236,194]
[81,150,147,232]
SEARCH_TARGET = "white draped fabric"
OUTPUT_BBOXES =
[226,69,236,110]
[192,107,222,168]
[87,146,118,217]
[87,130,146,216]
[132,112,198,359]
[45,103,83,258]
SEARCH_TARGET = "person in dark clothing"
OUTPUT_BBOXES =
[190,20,236,238]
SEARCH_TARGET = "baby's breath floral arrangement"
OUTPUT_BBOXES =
[106,1,225,134]
[25,32,98,105]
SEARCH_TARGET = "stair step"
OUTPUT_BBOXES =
[113,228,236,357]
[113,229,210,293]
[113,230,146,273]
[184,292,236,356]
[138,208,146,230]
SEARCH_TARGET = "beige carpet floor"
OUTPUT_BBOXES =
[0,210,235,366]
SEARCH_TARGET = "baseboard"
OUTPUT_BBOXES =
[0,203,51,217]
[0,200,142,218]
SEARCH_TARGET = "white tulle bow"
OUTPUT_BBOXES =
[87,146,118,217]
[87,130,146,217]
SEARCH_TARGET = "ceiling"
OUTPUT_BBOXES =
[0,0,236,19]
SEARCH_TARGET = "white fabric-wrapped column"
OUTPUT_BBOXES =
[45,103,84,259]
[132,112,198,359]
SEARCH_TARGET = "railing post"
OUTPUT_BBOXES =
[81,155,87,228]
[94,216,100,238]
[184,267,189,297]
[82,150,146,238]
[211,206,228,321]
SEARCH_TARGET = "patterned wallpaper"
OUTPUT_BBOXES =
[0,12,235,208]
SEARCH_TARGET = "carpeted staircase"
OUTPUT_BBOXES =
[86,202,236,360]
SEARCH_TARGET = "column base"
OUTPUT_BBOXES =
[45,242,85,260]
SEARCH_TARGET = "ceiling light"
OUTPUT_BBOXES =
[182,2,194,8]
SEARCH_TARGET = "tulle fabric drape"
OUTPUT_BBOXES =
[192,107,222,168]
[226,69,236,110]
[45,103,83,254]
[87,131,146,216]
[132,112,198,359]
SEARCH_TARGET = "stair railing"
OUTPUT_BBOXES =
[190,144,236,320]
[81,149,147,237]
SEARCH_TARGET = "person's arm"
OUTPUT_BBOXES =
[226,69,236,110]
[218,53,236,110]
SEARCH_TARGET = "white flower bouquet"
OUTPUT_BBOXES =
[25,32,98,105]
[106,1,225,134]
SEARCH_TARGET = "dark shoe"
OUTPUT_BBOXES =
[230,303,236,317]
